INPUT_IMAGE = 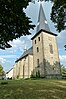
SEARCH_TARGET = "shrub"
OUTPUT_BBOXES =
[62,73,66,79]
[36,70,40,78]
[1,81,8,85]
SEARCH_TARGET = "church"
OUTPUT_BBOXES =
[13,3,61,79]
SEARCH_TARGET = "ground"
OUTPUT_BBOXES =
[0,79,66,99]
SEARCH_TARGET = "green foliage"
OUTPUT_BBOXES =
[32,0,66,32]
[0,0,35,49]
[61,64,66,79]
[30,70,40,79]
[17,75,19,79]
[1,81,8,85]
[36,70,40,78]
[0,0,66,49]
[0,64,3,76]
[30,73,35,78]
[62,73,66,79]
[61,64,66,73]
[51,0,66,32]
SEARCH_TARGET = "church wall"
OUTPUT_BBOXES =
[6,68,13,79]
[32,31,61,78]
[13,60,23,79]
[32,33,45,77]
[19,55,33,79]
[24,56,29,78]
[13,63,17,79]
[42,31,61,76]
[17,57,29,79]
[17,61,20,77]
[13,54,33,79]
[13,62,17,79]
[28,55,33,78]
[19,59,23,78]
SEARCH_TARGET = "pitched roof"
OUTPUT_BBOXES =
[36,3,50,32]
[31,29,57,40]
[15,47,33,62]
[31,3,57,40]
[6,68,13,74]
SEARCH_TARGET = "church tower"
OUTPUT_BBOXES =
[31,3,61,78]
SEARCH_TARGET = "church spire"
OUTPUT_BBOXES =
[36,3,50,32]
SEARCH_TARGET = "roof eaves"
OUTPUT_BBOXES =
[15,54,28,62]
[31,29,57,40]
[6,68,13,74]
[15,53,33,63]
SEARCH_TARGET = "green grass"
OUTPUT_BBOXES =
[0,79,66,99]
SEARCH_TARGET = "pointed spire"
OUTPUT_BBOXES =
[36,3,50,32]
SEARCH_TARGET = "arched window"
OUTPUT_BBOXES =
[37,47,39,52]
[35,40,36,44]
[49,44,53,54]
[37,59,40,67]
[38,37,40,41]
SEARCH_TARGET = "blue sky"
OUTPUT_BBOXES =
[0,1,66,72]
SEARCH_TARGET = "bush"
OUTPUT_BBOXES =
[36,70,40,78]
[1,81,8,85]
[62,73,66,79]
[17,75,19,79]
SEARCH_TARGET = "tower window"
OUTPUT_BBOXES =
[37,47,39,52]
[38,37,40,41]
[35,40,36,44]
[49,44,53,54]
[37,59,40,67]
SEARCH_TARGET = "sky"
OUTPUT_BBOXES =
[0,1,66,72]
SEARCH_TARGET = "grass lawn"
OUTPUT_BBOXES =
[0,79,66,99]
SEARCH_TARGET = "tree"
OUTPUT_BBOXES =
[50,0,66,32]
[0,0,66,50]
[0,64,3,76]
[35,0,66,32]
[0,0,35,49]
[51,0,66,50]
[42,0,66,32]
[61,64,66,79]
[45,0,66,49]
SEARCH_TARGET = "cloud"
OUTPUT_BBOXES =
[0,56,15,71]
[0,55,17,59]
[0,37,26,54]
[59,55,66,66]
[9,36,32,51]
[0,2,65,71]
[57,30,66,49]
[0,57,6,64]
[3,37,26,54]
[9,38,25,48]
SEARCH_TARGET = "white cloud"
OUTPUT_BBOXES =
[6,35,32,55]
[9,38,25,48]
[59,55,66,65]
[0,56,15,72]
[0,2,65,71]
[26,35,32,40]
[57,30,66,49]
[0,57,6,64]
[6,37,25,53]
[0,55,17,59]
[0,38,25,54]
